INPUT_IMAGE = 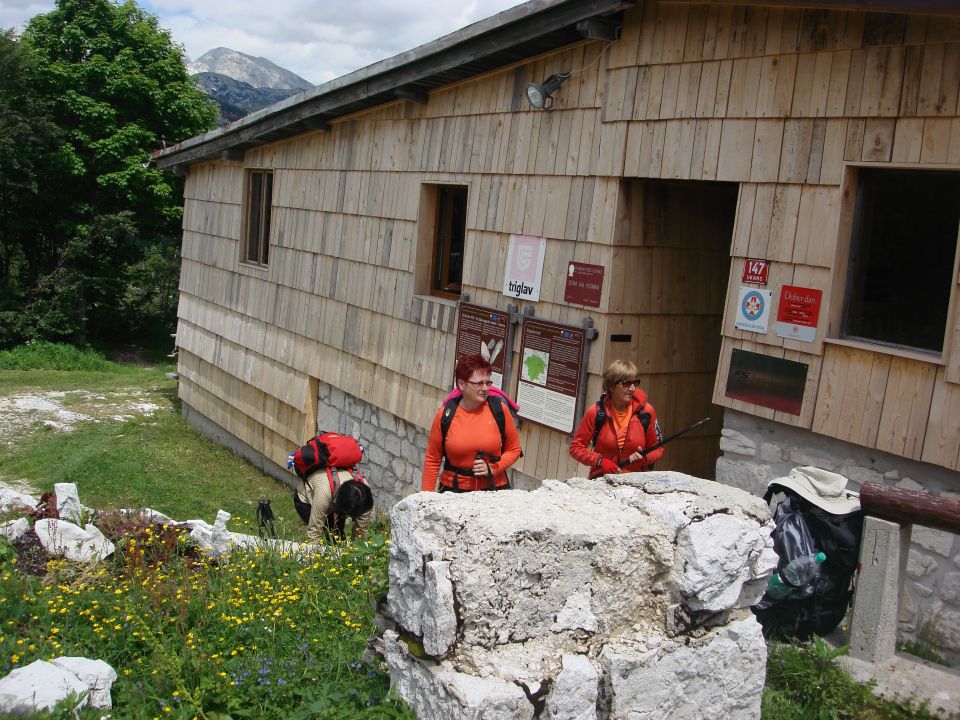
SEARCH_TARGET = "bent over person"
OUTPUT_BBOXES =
[421,354,522,492]
[569,359,664,478]
[295,471,373,542]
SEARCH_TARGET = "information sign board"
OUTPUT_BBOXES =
[516,318,585,434]
[455,303,511,388]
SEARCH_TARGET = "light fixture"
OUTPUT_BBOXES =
[525,71,571,110]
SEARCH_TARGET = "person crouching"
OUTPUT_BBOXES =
[294,471,373,542]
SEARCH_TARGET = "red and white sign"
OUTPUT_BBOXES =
[564,261,604,308]
[502,234,547,301]
[742,258,769,285]
[775,285,823,343]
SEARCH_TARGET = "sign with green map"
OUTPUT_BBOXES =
[516,318,585,434]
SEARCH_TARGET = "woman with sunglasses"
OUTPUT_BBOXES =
[421,354,522,492]
[569,359,664,478]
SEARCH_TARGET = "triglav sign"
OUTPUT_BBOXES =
[502,234,546,301]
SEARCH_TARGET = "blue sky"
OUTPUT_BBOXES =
[2,0,526,84]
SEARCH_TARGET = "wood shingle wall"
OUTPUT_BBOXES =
[175,1,960,481]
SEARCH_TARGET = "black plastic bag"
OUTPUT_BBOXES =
[752,490,864,641]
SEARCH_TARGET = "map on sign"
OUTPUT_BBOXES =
[521,349,549,385]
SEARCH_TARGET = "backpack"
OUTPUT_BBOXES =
[589,393,652,449]
[439,395,521,459]
[438,394,521,489]
[290,431,364,480]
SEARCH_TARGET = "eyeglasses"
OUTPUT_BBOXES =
[616,379,641,388]
[465,379,495,388]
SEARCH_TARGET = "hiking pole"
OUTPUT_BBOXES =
[618,416,711,467]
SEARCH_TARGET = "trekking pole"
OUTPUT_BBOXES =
[618,417,711,467]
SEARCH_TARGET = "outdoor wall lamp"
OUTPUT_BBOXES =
[525,71,571,110]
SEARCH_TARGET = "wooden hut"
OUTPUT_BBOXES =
[156,0,960,654]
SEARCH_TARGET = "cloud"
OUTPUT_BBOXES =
[146,0,526,84]
[3,0,524,83]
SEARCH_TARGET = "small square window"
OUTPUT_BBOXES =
[243,170,273,266]
[842,169,960,354]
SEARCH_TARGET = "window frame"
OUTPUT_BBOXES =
[830,163,960,364]
[242,169,274,267]
[415,183,469,301]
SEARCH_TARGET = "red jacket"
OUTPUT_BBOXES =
[569,389,664,477]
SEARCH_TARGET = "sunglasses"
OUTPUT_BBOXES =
[465,379,495,388]
[616,379,641,388]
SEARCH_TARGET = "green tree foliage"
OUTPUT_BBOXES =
[0,0,217,348]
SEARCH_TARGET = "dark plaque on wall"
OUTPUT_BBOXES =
[724,349,808,415]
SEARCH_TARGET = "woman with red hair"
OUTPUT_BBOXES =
[421,354,522,492]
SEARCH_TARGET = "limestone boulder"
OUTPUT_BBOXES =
[0,486,37,514]
[0,660,89,713]
[383,471,775,719]
[33,519,115,563]
[0,517,30,542]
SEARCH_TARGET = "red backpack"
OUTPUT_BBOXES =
[289,431,364,480]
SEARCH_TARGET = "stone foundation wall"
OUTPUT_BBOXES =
[315,382,538,511]
[716,409,960,663]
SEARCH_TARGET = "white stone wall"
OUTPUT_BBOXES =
[716,409,960,664]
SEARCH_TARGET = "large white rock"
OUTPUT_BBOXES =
[54,482,83,523]
[0,487,37,514]
[0,660,89,713]
[383,471,775,719]
[50,657,116,710]
[33,519,115,563]
[0,518,30,542]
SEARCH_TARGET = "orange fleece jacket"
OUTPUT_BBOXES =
[421,401,522,491]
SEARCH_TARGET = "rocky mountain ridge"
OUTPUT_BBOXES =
[188,47,313,90]
[188,47,313,122]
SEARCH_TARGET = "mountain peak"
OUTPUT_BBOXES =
[188,47,313,91]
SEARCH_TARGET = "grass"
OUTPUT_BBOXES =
[0,349,302,538]
[762,637,948,720]
[0,343,411,719]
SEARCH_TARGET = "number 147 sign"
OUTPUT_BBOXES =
[742,258,769,285]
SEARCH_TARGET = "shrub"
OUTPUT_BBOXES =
[0,341,118,371]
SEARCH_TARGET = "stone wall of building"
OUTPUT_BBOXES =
[315,383,538,512]
[716,409,960,663]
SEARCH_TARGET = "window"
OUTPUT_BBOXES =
[842,169,960,354]
[433,186,467,297]
[243,170,273,266]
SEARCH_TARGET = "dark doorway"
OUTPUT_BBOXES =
[622,179,738,479]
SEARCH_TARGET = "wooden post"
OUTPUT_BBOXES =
[860,481,960,534]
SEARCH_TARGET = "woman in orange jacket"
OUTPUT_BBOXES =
[421,354,522,492]
[569,360,664,478]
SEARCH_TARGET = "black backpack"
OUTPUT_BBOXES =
[752,490,864,641]
[439,395,520,490]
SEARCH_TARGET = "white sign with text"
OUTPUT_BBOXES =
[502,234,547,302]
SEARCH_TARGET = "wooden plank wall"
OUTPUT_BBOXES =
[176,1,960,478]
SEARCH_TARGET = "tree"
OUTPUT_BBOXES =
[0,0,217,348]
